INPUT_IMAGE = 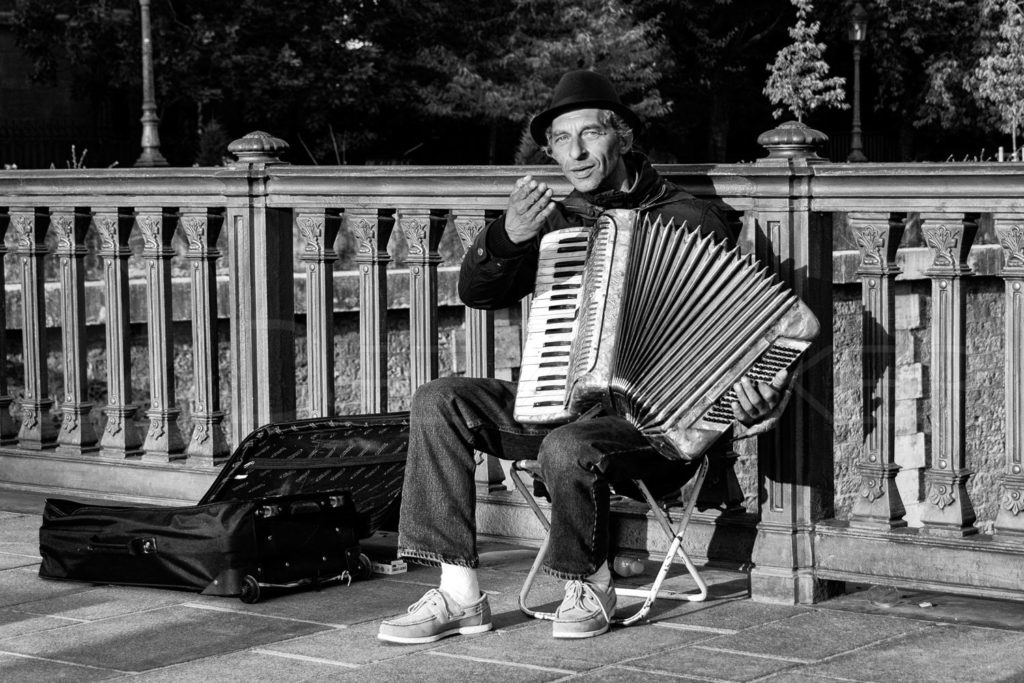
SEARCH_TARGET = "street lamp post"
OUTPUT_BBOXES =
[847,2,868,162]
[135,0,168,167]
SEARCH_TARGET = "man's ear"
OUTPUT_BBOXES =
[619,131,634,154]
[543,145,555,160]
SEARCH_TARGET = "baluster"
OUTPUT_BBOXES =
[918,212,978,536]
[0,210,17,443]
[454,210,503,493]
[94,208,143,457]
[180,209,228,465]
[350,209,393,413]
[400,209,445,392]
[11,207,56,448]
[136,207,185,460]
[52,208,99,454]
[850,212,907,528]
[995,214,1024,536]
[297,209,342,417]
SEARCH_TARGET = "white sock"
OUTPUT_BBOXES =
[439,563,480,606]
[586,561,612,590]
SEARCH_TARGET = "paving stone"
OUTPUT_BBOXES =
[698,609,930,662]
[0,567,94,608]
[756,670,842,682]
[12,585,189,621]
[654,597,808,633]
[0,608,78,641]
[0,547,39,569]
[313,650,567,683]
[186,569,449,628]
[630,642,800,682]
[435,616,708,673]
[800,623,1024,682]
[0,514,41,543]
[571,664,719,682]
[112,649,359,682]
[819,583,1024,631]
[260,618,450,666]
[0,653,122,682]
[0,604,331,672]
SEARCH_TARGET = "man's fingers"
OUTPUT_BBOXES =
[769,368,789,393]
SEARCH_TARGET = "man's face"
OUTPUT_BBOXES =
[546,109,628,194]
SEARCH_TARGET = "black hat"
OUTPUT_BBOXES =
[529,70,642,146]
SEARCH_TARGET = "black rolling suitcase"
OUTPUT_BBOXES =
[39,413,410,602]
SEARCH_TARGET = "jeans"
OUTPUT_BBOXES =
[397,376,702,580]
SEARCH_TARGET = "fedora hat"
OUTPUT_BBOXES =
[529,70,642,146]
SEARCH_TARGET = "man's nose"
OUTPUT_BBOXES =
[568,136,587,159]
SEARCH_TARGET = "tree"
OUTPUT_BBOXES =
[972,0,1024,156]
[852,0,982,159]
[415,0,671,163]
[629,0,791,161]
[763,0,847,122]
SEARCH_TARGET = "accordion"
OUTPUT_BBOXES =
[513,209,819,461]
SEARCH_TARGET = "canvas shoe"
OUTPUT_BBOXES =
[377,589,492,644]
[551,579,617,639]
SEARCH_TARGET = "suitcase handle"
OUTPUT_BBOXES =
[88,537,158,556]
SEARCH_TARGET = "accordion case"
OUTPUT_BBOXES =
[39,413,409,602]
[515,210,819,461]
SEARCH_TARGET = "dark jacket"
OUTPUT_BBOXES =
[458,153,732,310]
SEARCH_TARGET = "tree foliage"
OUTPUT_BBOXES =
[628,0,791,161]
[763,0,847,122]
[12,0,673,164]
[972,0,1024,153]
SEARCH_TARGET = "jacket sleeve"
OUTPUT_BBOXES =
[457,213,540,310]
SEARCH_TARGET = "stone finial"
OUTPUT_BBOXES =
[227,131,290,165]
[756,120,829,165]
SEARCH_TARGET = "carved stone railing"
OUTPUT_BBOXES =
[1,128,1023,605]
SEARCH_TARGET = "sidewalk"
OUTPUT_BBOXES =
[2,488,1024,682]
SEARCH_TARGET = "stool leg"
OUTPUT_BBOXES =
[613,457,710,625]
[510,464,559,620]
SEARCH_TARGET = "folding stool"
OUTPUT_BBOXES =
[508,454,710,626]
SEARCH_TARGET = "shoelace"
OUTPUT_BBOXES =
[561,580,611,621]
[407,589,445,614]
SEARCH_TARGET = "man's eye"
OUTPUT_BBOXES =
[582,130,603,140]
[552,134,569,145]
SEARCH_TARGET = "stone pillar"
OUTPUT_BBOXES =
[849,212,907,529]
[918,212,978,537]
[180,208,229,465]
[224,131,296,442]
[95,208,144,458]
[52,208,99,454]
[995,215,1024,536]
[400,209,445,392]
[137,207,185,460]
[11,207,57,449]
[350,209,393,414]
[297,209,342,417]
[0,211,16,443]
[748,122,839,604]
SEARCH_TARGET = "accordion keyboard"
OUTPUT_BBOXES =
[514,228,591,424]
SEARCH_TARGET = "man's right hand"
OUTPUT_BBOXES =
[505,175,556,244]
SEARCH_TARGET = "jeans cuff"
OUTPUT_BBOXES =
[398,547,479,569]
[542,564,589,581]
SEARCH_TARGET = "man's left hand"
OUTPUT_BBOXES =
[731,369,789,426]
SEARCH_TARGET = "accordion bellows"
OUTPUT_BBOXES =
[514,209,820,461]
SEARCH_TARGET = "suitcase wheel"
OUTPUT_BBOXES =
[355,553,373,580]
[239,574,262,604]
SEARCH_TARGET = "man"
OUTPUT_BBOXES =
[378,70,788,643]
